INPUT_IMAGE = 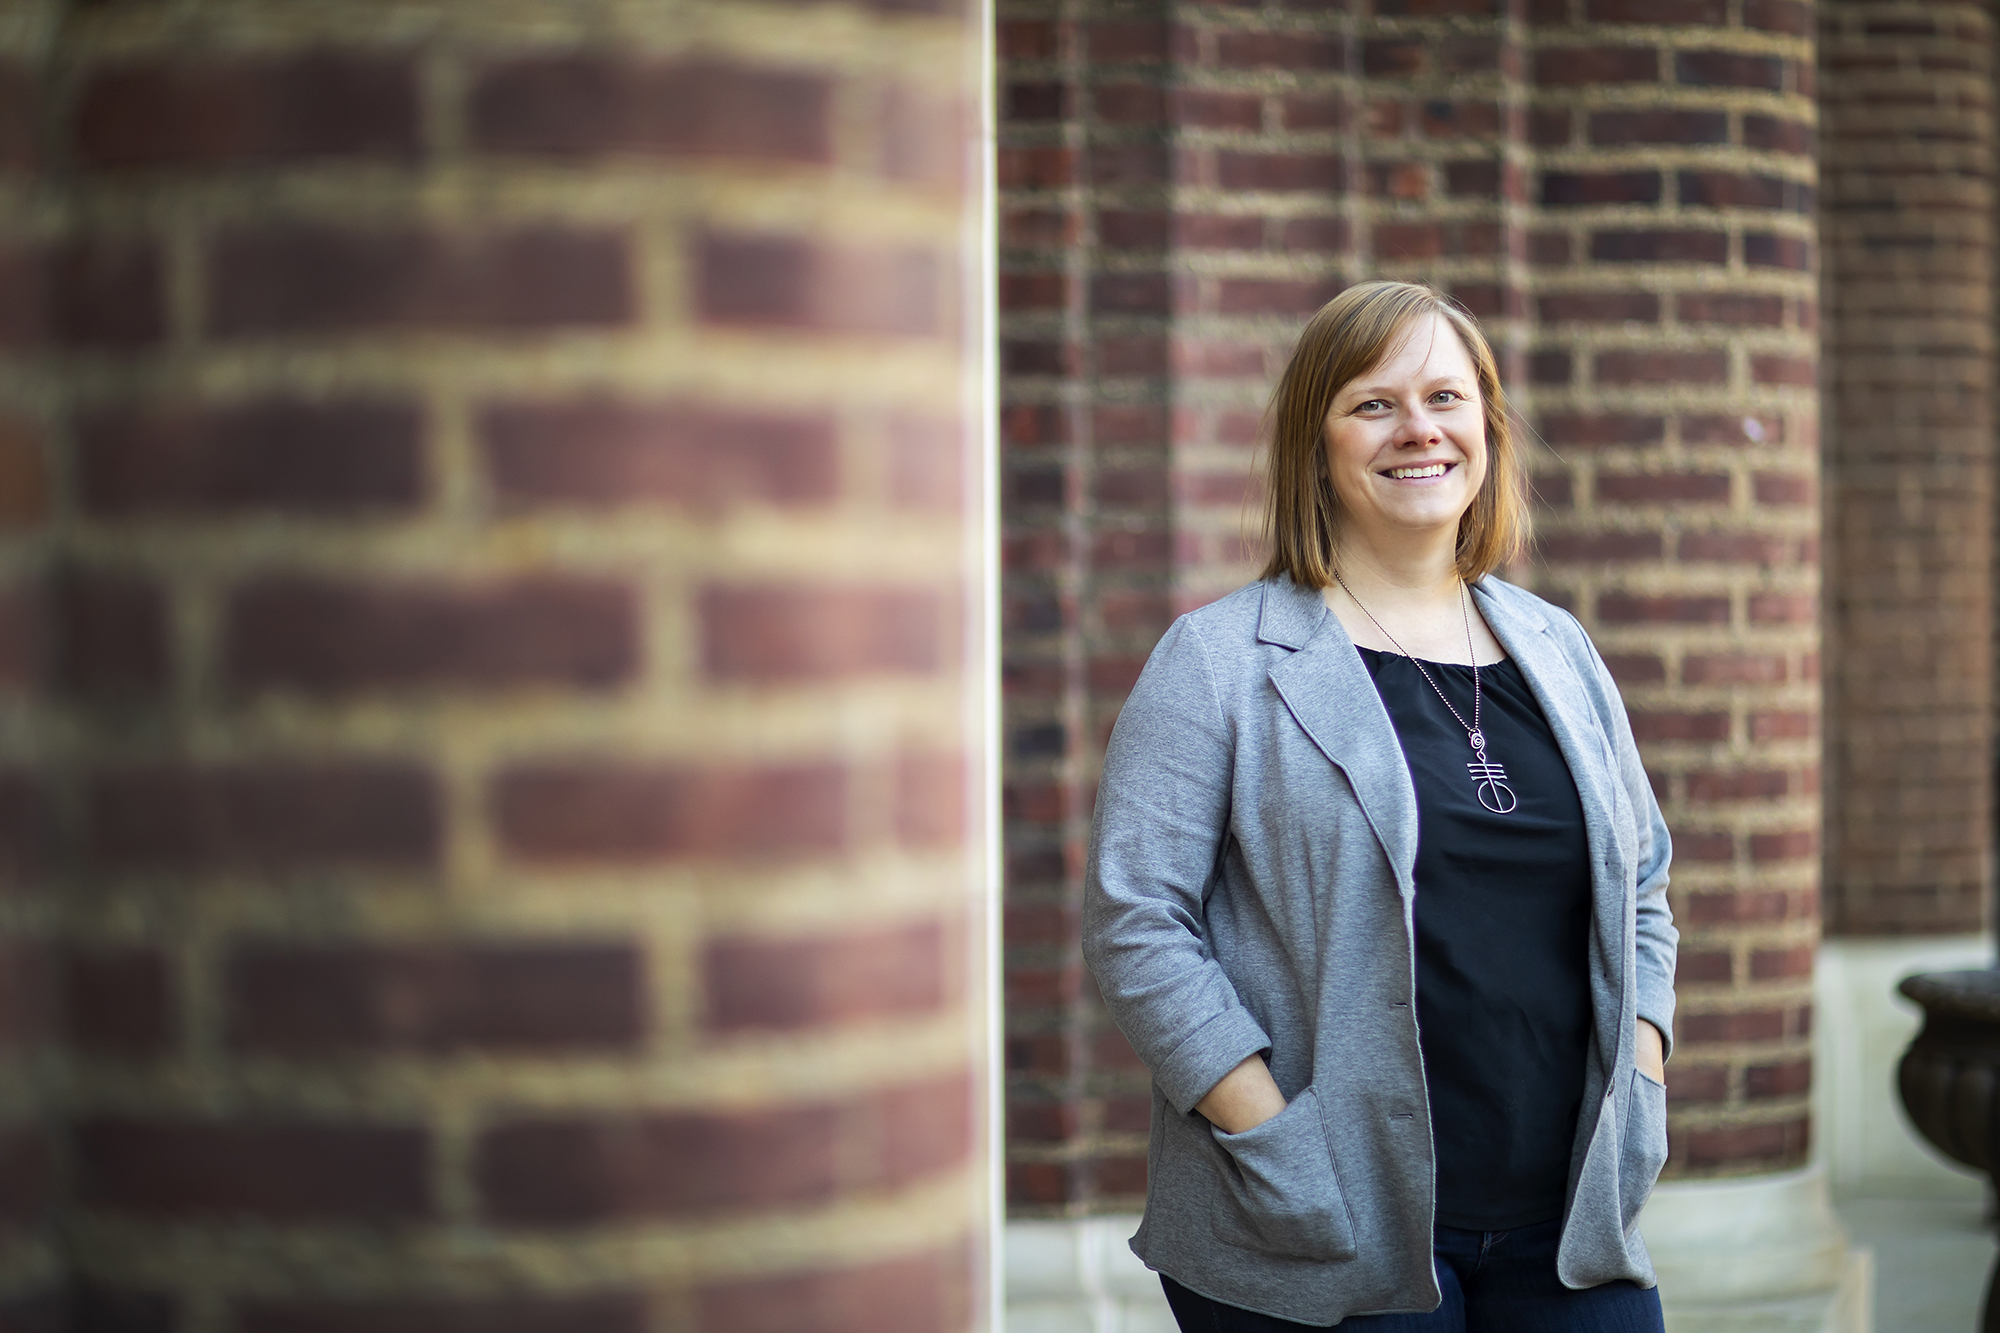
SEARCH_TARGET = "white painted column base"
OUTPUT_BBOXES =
[1005,1216,1174,1333]
[1639,1165,1871,1333]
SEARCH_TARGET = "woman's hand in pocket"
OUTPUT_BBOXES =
[1637,1019,1667,1084]
[1196,1054,1288,1133]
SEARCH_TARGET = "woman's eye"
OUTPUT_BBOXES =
[1356,399,1389,413]
[1432,390,1463,404]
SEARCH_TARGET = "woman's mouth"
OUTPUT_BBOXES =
[1383,462,1451,480]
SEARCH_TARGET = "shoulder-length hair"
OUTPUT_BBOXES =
[1258,280,1528,588]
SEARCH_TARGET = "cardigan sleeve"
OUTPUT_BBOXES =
[1082,614,1273,1115]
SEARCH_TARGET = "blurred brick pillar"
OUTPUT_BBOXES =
[0,3,59,1323]
[1524,0,1821,1176]
[3,2,994,1329]
[1819,0,1994,938]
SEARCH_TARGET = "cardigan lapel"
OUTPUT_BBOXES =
[1260,577,1422,895]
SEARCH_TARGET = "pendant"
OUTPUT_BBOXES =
[1466,730,1518,814]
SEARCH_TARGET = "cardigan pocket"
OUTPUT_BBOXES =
[1208,1086,1359,1260]
[1618,1068,1669,1231]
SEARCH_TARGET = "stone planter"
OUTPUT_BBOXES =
[1897,969,2000,1331]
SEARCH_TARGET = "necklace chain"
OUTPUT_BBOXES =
[1332,571,1483,741]
[1333,571,1520,815]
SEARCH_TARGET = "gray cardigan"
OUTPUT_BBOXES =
[1082,574,1678,1324]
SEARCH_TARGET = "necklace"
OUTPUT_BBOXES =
[1333,571,1518,815]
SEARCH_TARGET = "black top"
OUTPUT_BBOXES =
[1357,646,1594,1231]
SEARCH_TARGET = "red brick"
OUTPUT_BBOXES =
[1445,161,1502,198]
[1088,20,1170,62]
[1680,171,1788,210]
[1680,1119,1808,1169]
[897,751,966,847]
[238,1296,647,1333]
[224,577,637,693]
[1598,594,1730,625]
[1751,354,1815,386]
[1602,653,1666,684]
[702,584,945,681]
[1750,829,1816,862]
[75,1120,430,1219]
[1538,412,1663,446]
[695,1248,971,1333]
[493,763,845,862]
[52,569,168,697]
[1589,109,1727,145]
[997,147,1077,189]
[1684,412,1783,445]
[1686,891,1799,926]
[1373,223,1444,260]
[0,773,47,891]
[1533,46,1658,84]
[478,1076,970,1223]
[1753,471,1814,506]
[1750,946,1814,980]
[208,227,633,336]
[1750,710,1814,740]
[705,920,951,1030]
[227,943,642,1053]
[1362,40,1426,77]
[1745,233,1811,270]
[1675,50,1783,89]
[480,399,836,509]
[1596,470,1730,501]
[0,1127,51,1226]
[0,944,50,1051]
[74,54,419,169]
[1540,171,1661,206]
[86,763,440,871]
[1676,831,1736,862]
[1215,32,1345,70]
[1536,532,1664,562]
[1536,292,1660,325]
[1090,272,1170,315]
[1585,0,1724,18]
[1676,950,1733,984]
[1007,1161,1073,1205]
[0,416,47,526]
[1746,1058,1812,1098]
[1283,93,1348,131]
[0,64,36,173]
[1088,143,1169,187]
[1217,152,1346,193]
[1626,709,1730,740]
[1743,115,1812,154]
[998,19,1060,58]
[1590,230,1727,264]
[1743,0,1809,33]
[1677,293,1784,327]
[696,231,940,337]
[1007,82,1074,122]
[471,56,829,163]
[1684,652,1786,684]
[1748,592,1814,624]
[1685,768,1793,801]
[64,948,172,1055]
[1681,1009,1787,1043]
[77,399,423,516]
[49,239,167,347]
[1667,1065,1731,1105]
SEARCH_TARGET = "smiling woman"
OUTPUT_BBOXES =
[1081,281,1678,1331]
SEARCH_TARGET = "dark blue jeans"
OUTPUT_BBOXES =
[1160,1220,1665,1332]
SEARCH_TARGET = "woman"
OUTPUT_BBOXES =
[1081,281,1676,1331]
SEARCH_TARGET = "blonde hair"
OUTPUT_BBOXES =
[1258,280,1528,588]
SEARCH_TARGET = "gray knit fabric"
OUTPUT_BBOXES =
[1082,574,1678,1325]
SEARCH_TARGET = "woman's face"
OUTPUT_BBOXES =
[1323,312,1487,553]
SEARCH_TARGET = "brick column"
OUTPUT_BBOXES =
[1524,0,1820,1176]
[0,3,58,1322]
[1000,0,1532,1218]
[7,2,993,1328]
[1819,0,1994,938]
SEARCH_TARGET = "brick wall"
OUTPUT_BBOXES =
[1000,0,1823,1213]
[1819,0,1994,938]
[1,1,993,1329]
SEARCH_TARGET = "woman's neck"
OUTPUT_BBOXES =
[1324,535,1505,664]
